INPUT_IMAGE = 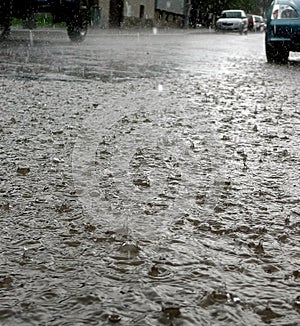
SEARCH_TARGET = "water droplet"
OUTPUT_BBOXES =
[119,241,140,259]
[108,314,121,323]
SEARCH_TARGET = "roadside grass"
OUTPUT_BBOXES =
[12,13,66,28]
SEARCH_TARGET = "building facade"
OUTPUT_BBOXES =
[92,0,190,29]
[156,0,185,15]
[95,0,155,28]
[155,0,189,28]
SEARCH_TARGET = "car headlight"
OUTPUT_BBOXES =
[281,6,298,18]
[272,5,299,19]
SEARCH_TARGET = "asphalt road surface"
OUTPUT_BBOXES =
[0,27,299,325]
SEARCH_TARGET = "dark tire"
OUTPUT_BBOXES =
[0,23,11,41]
[67,24,88,42]
[67,0,89,42]
[265,37,289,63]
[0,0,12,41]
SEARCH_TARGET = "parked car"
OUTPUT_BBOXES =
[247,14,266,31]
[216,10,248,34]
[265,0,300,63]
[254,15,266,31]
[0,0,92,42]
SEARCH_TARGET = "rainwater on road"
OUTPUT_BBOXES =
[0,28,299,325]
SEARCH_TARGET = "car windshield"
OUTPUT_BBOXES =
[222,11,242,18]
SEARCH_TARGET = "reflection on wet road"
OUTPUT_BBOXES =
[0,29,299,325]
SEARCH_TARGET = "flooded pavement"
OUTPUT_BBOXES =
[0,28,299,325]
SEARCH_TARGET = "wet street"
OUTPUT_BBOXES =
[0,28,299,325]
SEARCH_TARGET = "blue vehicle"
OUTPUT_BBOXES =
[265,0,300,62]
[0,0,92,42]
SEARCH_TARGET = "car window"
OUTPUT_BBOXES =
[272,4,299,19]
[222,12,242,18]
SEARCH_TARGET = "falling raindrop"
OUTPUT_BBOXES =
[29,30,34,46]
[119,241,140,259]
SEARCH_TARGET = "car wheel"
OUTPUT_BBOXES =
[277,47,289,63]
[0,0,12,41]
[0,22,11,40]
[266,40,289,63]
[66,0,89,42]
[67,24,88,42]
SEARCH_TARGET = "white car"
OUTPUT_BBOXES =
[216,10,248,34]
[253,15,266,32]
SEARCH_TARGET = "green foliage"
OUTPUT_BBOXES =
[36,13,53,26]
[12,18,23,26]
[12,13,66,28]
